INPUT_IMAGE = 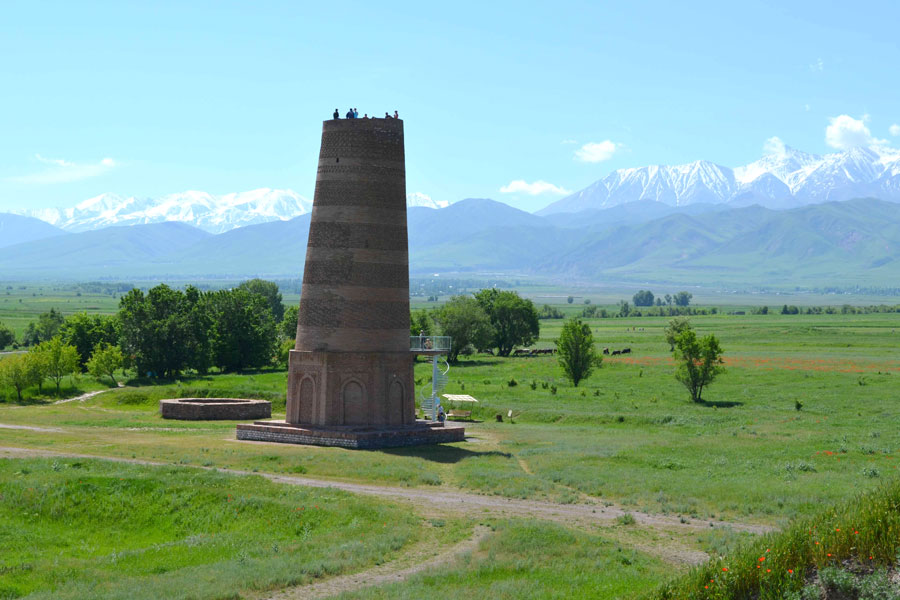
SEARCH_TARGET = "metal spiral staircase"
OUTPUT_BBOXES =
[411,336,452,421]
[421,355,450,420]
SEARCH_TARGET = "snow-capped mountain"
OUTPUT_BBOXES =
[406,192,449,209]
[19,188,312,234]
[539,145,900,214]
[20,189,453,233]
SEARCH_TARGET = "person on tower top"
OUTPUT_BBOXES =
[394,110,399,119]
[384,112,391,119]
[353,108,359,118]
[346,108,354,119]
[333,108,340,119]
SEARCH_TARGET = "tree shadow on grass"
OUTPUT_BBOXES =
[377,445,511,464]
[696,399,744,408]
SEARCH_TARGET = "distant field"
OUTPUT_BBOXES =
[0,283,120,339]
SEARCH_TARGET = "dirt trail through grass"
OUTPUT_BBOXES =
[260,525,491,600]
[0,445,772,535]
[52,388,115,404]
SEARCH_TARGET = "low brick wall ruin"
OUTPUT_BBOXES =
[160,398,271,421]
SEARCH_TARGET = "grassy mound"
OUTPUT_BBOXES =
[649,480,900,599]
[0,457,437,600]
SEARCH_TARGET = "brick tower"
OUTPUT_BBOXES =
[286,117,414,427]
[236,116,464,448]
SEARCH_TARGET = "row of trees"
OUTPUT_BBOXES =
[0,338,124,401]
[119,281,282,377]
[413,289,540,363]
[1,279,290,400]
[632,290,693,307]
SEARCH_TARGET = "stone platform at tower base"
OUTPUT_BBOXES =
[235,420,465,449]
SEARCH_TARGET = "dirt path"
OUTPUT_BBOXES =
[0,445,773,535]
[0,423,61,433]
[53,389,114,405]
[262,525,490,600]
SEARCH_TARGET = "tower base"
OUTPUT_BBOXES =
[286,349,416,427]
[235,420,465,449]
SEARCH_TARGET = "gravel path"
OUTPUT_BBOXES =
[262,525,491,600]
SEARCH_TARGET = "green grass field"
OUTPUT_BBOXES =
[2,297,900,598]
[0,457,467,600]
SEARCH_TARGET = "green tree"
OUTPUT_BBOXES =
[0,354,38,402]
[567,296,574,304]
[34,337,79,396]
[673,291,693,307]
[556,318,601,387]
[436,296,493,363]
[237,278,284,323]
[22,308,64,346]
[664,316,691,352]
[0,322,14,350]
[632,290,655,306]
[672,326,724,403]
[86,344,124,386]
[209,289,277,372]
[25,348,49,393]
[474,289,540,356]
[618,301,631,317]
[60,313,119,370]
[280,305,299,339]
[118,285,212,378]
[410,309,435,336]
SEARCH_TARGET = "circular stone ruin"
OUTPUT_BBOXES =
[160,398,271,421]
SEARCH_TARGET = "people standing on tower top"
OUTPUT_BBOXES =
[353,108,359,118]
[394,110,399,119]
[333,108,340,119]
[384,112,391,119]
[363,113,369,119]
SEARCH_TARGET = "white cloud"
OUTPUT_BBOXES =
[574,140,618,163]
[561,139,578,145]
[10,155,117,184]
[500,180,570,195]
[890,124,900,137]
[809,58,824,72]
[825,115,885,150]
[763,136,787,156]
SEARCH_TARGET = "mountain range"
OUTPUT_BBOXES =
[12,189,450,234]
[15,188,311,234]
[539,145,900,214]
[9,143,900,235]
[2,196,899,289]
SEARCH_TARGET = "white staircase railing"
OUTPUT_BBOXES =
[421,354,450,420]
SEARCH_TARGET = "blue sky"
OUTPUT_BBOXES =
[1,0,898,213]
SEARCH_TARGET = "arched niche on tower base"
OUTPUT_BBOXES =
[341,379,367,426]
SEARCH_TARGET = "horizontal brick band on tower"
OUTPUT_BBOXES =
[312,180,407,208]
[302,261,408,288]
[307,222,408,251]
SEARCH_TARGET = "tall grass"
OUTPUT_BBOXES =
[648,479,900,599]
[0,457,430,600]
